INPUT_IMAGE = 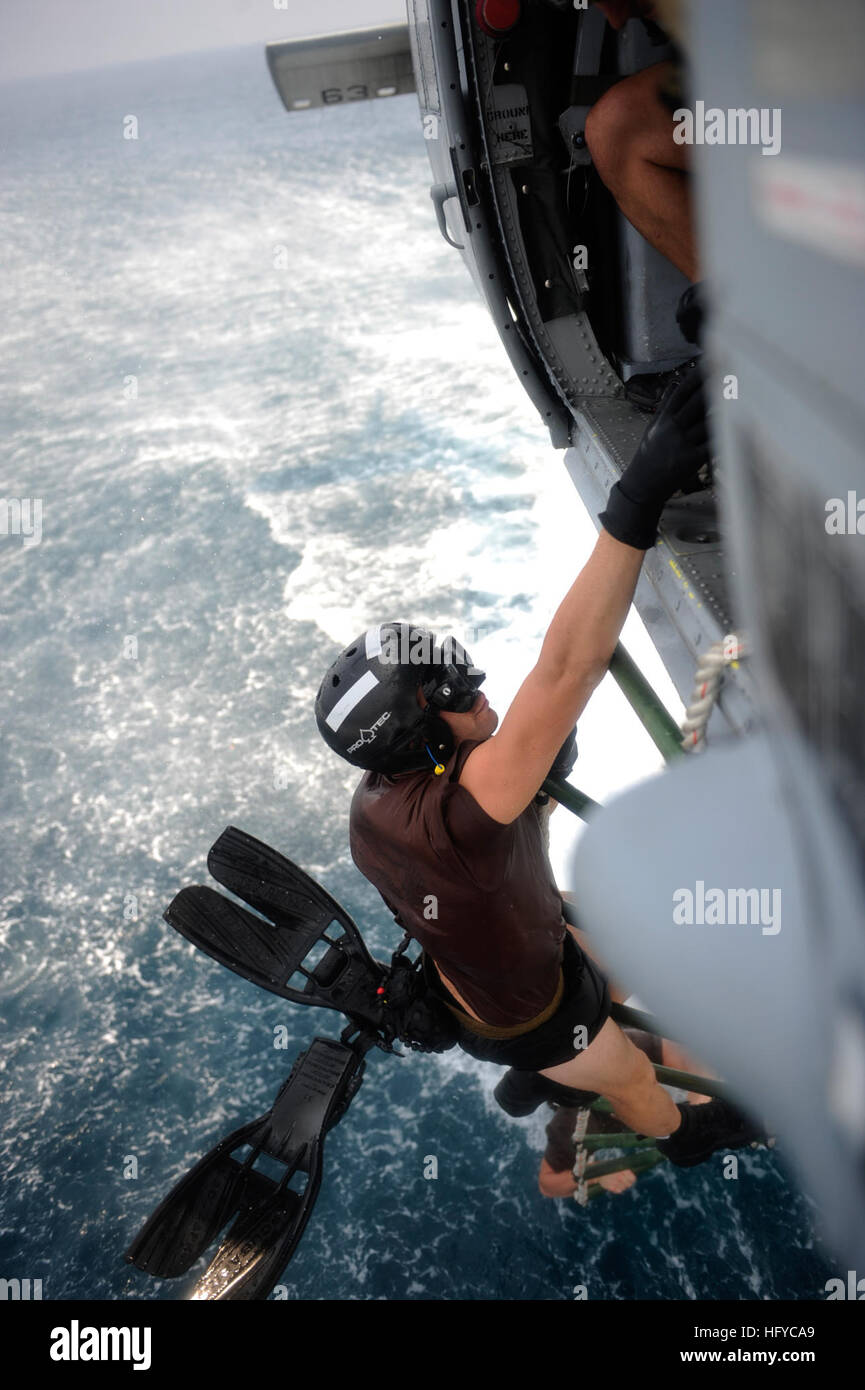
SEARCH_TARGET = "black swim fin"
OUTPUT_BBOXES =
[126,1035,365,1299]
[164,826,388,1032]
[128,827,454,1300]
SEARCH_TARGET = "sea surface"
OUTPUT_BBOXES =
[0,44,832,1301]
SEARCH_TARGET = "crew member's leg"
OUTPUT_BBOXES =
[539,1017,681,1136]
[585,61,698,281]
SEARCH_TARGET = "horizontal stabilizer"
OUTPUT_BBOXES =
[266,24,415,114]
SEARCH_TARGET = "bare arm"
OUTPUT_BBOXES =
[539,1157,579,1198]
[539,1156,639,1198]
[461,367,710,825]
[460,530,644,824]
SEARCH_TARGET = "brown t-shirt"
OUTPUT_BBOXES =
[349,739,566,1027]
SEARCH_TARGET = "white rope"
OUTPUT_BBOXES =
[680,634,745,752]
[571,1106,592,1204]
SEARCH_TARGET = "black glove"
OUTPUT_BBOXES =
[599,362,710,550]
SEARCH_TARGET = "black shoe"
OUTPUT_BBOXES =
[494,1068,599,1118]
[658,1098,769,1169]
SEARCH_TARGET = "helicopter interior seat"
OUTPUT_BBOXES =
[607,18,694,382]
[562,10,695,384]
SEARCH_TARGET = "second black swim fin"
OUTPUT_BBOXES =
[126,1036,365,1300]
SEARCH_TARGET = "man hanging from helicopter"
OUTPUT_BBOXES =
[315,364,765,1168]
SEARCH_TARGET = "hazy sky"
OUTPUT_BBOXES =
[0,0,408,82]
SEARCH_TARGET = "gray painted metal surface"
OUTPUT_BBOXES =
[465,9,623,412]
[571,727,865,1268]
[572,0,865,1265]
[408,0,573,445]
[567,398,757,738]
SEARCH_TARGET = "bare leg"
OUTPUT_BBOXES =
[540,1016,681,1136]
[585,62,698,281]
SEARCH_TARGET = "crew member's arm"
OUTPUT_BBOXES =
[461,366,709,825]
[539,1157,580,1198]
[538,1157,639,1198]
[462,533,642,826]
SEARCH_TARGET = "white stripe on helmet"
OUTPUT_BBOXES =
[364,625,383,659]
[325,668,379,732]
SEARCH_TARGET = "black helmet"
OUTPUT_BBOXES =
[315,622,485,775]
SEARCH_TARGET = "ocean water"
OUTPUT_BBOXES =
[0,44,832,1301]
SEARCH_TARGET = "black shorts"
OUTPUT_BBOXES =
[425,932,612,1072]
